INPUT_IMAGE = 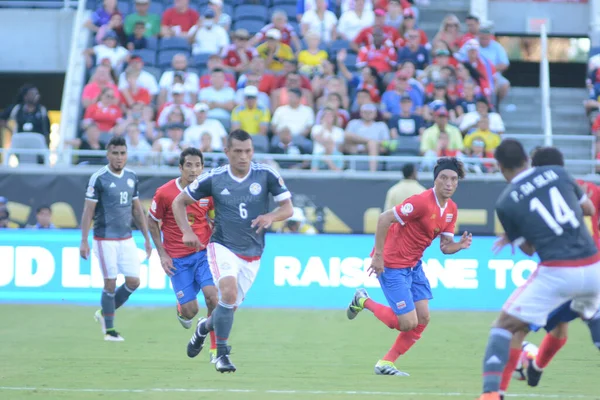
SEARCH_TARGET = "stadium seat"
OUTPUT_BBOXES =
[270,0,297,6]
[132,49,157,66]
[157,49,189,67]
[148,2,164,15]
[269,4,296,19]
[145,36,158,50]
[234,4,268,22]
[232,20,266,36]
[301,39,328,51]
[143,66,162,82]
[6,133,48,165]
[253,135,270,154]
[159,37,191,51]
[288,21,300,35]
[343,52,358,68]
[329,39,350,54]
[193,53,211,69]
[118,0,130,14]
[222,4,233,15]
[386,136,421,171]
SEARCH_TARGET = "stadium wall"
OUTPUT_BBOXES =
[0,230,538,311]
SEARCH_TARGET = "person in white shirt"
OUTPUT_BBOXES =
[157,83,196,127]
[189,8,230,55]
[458,97,505,135]
[340,0,373,14]
[125,123,152,165]
[198,68,236,126]
[311,107,345,155]
[234,73,270,110]
[157,53,199,106]
[183,102,228,151]
[117,55,159,96]
[271,88,315,138]
[337,0,374,41]
[301,0,338,43]
[152,122,188,165]
[85,30,129,72]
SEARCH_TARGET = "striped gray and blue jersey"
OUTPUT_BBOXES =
[185,162,292,257]
[85,166,139,239]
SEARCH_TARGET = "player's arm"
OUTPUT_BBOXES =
[253,170,294,232]
[373,208,398,257]
[130,176,152,258]
[495,207,535,256]
[439,210,472,254]
[80,178,101,260]
[147,194,167,257]
[173,173,212,248]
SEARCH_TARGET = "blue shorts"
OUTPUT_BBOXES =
[171,250,214,305]
[529,301,579,333]
[378,261,433,315]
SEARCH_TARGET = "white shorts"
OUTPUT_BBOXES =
[206,242,260,307]
[503,261,600,327]
[92,237,141,279]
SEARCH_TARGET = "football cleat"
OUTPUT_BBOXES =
[526,360,543,387]
[209,349,217,364]
[176,305,192,329]
[104,330,124,342]
[187,318,207,358]
[374,360,409,376]
[215,347,236,373]
[347,288,369,320]
[94,309,106,334]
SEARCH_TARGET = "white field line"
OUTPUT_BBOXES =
[0,387,597,398]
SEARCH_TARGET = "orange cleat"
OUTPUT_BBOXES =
[476,393,501,400]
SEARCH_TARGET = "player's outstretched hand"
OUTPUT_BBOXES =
[182,230,202,250]
[492,233,514,255]
[144,239,153,260]
[80,240,90,260]
[251,214,274,234]
[459,231,473,249]
[368,254,384,277]
[160,254,176,276]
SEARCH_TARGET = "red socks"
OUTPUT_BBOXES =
[364,299,400,330]
[382,324,427,362]
[209,331,217,350]
[500,348,522,392]
[535,334,567,369]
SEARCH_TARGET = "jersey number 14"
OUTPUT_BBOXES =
[530,187,580,236]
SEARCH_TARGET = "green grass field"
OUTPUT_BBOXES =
[0,305,598,400]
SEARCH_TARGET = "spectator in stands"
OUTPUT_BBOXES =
[298,32,329,78]
[66,123,106,165]
[459,14,483,47]
[82,88,123,133]
[466,138,496,173]
[189,9,230,56]
[455,79,478,119]
[356,28,397,73]
[85,30,130,73]
[198,69,236,129]
[234,74,270,110]
[158,53,199,106]
[271,88,315,145]
[231,86,270,136]
[184,102,227,150]
[477,23,510,105]
[97,13,128,46]
[591,113,600,135]
[383,163,426,210]
[315,92,350,127]
[311,138,344,171]
[385,0,403,30]
[0,207,10,229]
[423,48,453,85]
[5,86,50,144]
[338,51,383,103]
[423,82,457,122]
[271,73,314,111]
[124,0,161,38]
[237,57,277,95]
[433,14,462,52]
[352,8,398,52]
[222,29,257,74]
[251,10,302,52]
[256,29,295,73]
[344,103,390,171]
[395,8,428,48]
[314,76,349,110]
[118,55,159,97]
[125,123,152,165]
[311,107,345,162]
[153,123,187,165]
[398,60,426,96]
[126,21,149,50]
[157,83,195,127]
[310,59,337,99]
[25,206,56,229]
[585,84,600,116]
[120,69,152,108]
[459,96,504,135]
[388,94,425,137]
[274,60,313,91]
[420,108,463,156]
[341,0,374,13]
[161,0,199,38]
[397,29,430,72]
[207,0,231,32]
[85,0,120,33]
[297,0,338,21]
[337,0,375,41]
[436,131,462,157]
[270,127,309,169]
[115,102,157,141]
[199,55,236,89]
[458,39,494,100]
[350,89,384,121]
[300,0,338,44]
[462,115,501,153]
[381,72,422,118]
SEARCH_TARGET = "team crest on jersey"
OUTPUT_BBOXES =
[430,213,436,220]
[401,203,413,215]
[249,182,262,195]
[434,228,440,234]
[199,199,209,207]
[127,178,135,188]
[151,200,157,212]
[86,185,94,198]
[446,213,453,222]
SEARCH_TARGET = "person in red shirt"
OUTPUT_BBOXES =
[82,64,120,109]
[83,88,123,132]
[352,8,399,52]
[160,0,199,37]
[147,147,219,362]
[459,14,496,48]
[347,157,472,376]
[462,39,495,99]
[249,10,302,51]
[356,28,397,73]
[396,8,428,48]
[119,69,151,108]
[221,28,258,73]
[199,55,237,89]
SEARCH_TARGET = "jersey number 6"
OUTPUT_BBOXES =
[530,187,579,236]
[239,203,248,219]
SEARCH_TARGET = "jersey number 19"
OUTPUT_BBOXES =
[529,187,579,236]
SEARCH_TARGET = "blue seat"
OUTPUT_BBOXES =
[269,4,296,19]
[159,37,191,51]
[222,4,233,15]
[288,20,300,36]
[117,0,130,14]
[232,20,265,36]
[591,47,600,57]
[329,39,350,53]
[193,53,212,69]
[157,49,189,67]
[270,0,296,6]
[145,36,158,50]
[344,52,357,67]
[143,66,162,81]
[131,49,157,66]
[234,4,268,22]
[148,2,164,15]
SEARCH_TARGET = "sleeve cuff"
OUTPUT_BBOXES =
[274,191,292,203]
[392,207,405,225]
[85,198,98,203]
[148,212,160,222]
[513,237,526,247]
[579,194,589,205]
[441,232,454,237]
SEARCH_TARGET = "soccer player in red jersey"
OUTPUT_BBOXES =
[147,148,219,362]
[347,157,472,375]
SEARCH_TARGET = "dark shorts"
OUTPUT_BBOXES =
[171,250,214,305]
[529,301,579,333]
[378,261,433,315]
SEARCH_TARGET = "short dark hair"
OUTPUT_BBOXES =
[227,129,252,147]
[356,89,371,96]
[434,157,466,179]
[531,146,565,167]
[465,14,479,22]
[402,163,416,179]
[212,68,225,74]
[107,136,127,149]
[494,139,528,170]
[36,205,51,214]
[179,147,204,166]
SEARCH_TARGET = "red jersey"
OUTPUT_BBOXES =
[459,32,496,48]
[382,189,458,269]
[83,103,122,131]
[221,45,258,68]
[255,23,297,46]
[353,26,399,48]
[577,179,600,248]
[395,29,428,48]
[161,8,199,34]
[149,179,214,259]
[357,44,397,73]
[199,72,236,89]
[119,87,151,107]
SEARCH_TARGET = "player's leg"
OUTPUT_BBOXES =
[115,238,142,310]
[195,249,219,362]
[586,310,600,351]
[92,239,124,342]
[499,330,527,398]
[171,252,202,329]
[527,322,569,387]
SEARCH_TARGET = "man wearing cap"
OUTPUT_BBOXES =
[388,94,425,137]
[124,0,160,38]
[420,107,463,156]
[352,8,399,52]
[356,27,397,73]
[423,48,452,84]
[397,28,430,71]
[184,102,227,150]
[250,10,302,52]
[222,29,258,73]
[477,22,510,105]
[207,0,231,31]
[344,103,390,172]
[234,74,270,110]
[231,86,271,136]
[118,55,159,97]
[458,38,495,99]
[157,83,196,126]
[161,0,199,38]
[256,29,295,72]
[152,122,188,166]
[188,8,229,56]
[381,72,423,118]
[85,30,129,71]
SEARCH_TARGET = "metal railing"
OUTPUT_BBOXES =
[540,23,553,146]
[0,0,77,8]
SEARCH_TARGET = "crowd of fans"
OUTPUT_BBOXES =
[74,0,511,172]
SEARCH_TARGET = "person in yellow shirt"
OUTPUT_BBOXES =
[279,207,318,234]
[463,115,501,154]
[420,108,464,155]
[230,86,270,136]
[256,28,295,72]
[298,31,328,77]
[384,163,426,210]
